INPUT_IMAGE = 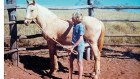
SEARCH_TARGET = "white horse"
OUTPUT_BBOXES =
[24,0,105,79]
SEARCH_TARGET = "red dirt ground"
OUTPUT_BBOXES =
[4,46,140,79]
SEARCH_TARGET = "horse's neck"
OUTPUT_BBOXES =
[36,4,58,28]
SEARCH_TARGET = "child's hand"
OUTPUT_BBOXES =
[69,46,74,52]
[67,46,74,54]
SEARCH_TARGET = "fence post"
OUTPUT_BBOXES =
[6,0,19,66]
[87,0,93,16]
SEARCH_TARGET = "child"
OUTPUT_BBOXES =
[68,12,85,79]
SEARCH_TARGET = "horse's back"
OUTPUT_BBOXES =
[82,16,103,40]
[82,16,102,27]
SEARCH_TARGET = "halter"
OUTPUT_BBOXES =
[25,3,39,21]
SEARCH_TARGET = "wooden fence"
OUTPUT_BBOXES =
[4,0,140,66]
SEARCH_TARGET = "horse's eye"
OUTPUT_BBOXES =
[31,10,34,12]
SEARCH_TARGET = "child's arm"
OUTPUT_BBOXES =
[73,35,83,48]
[69,35,84,52]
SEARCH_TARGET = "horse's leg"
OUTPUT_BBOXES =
[91,42,100,79]
[48,41,58,74]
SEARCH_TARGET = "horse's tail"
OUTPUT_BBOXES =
[98,22,105,52]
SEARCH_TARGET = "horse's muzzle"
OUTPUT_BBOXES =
[24,20,30,26]
[24,17,33,26]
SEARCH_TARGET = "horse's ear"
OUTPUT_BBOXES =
[33,0,36,5]
[26,0,29,4]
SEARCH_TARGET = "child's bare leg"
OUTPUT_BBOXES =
[68,57,74,79]
[77,60,83,79]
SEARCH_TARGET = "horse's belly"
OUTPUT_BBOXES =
[57,36,72,45]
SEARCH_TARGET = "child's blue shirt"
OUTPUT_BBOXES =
[72,23,85,46]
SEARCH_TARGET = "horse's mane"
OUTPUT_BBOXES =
[36,4,58,19]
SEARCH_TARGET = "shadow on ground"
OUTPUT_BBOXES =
[102,48,140,61]
[19,55,68,79]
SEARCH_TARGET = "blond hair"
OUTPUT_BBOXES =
[72,12,83,22]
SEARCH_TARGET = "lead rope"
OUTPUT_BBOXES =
[32,19,78,55]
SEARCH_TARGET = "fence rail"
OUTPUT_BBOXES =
[4,4,140,10]
[93,6,140,9]
[105,34,140,37]
[4,19,140,25]
[4,34,140,40]
[101,19,140,22]
[4,4,16,9]
[104,44,140,47]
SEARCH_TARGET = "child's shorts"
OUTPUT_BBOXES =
[70,45,85,61]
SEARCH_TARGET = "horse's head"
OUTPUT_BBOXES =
[24,0,38,26]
